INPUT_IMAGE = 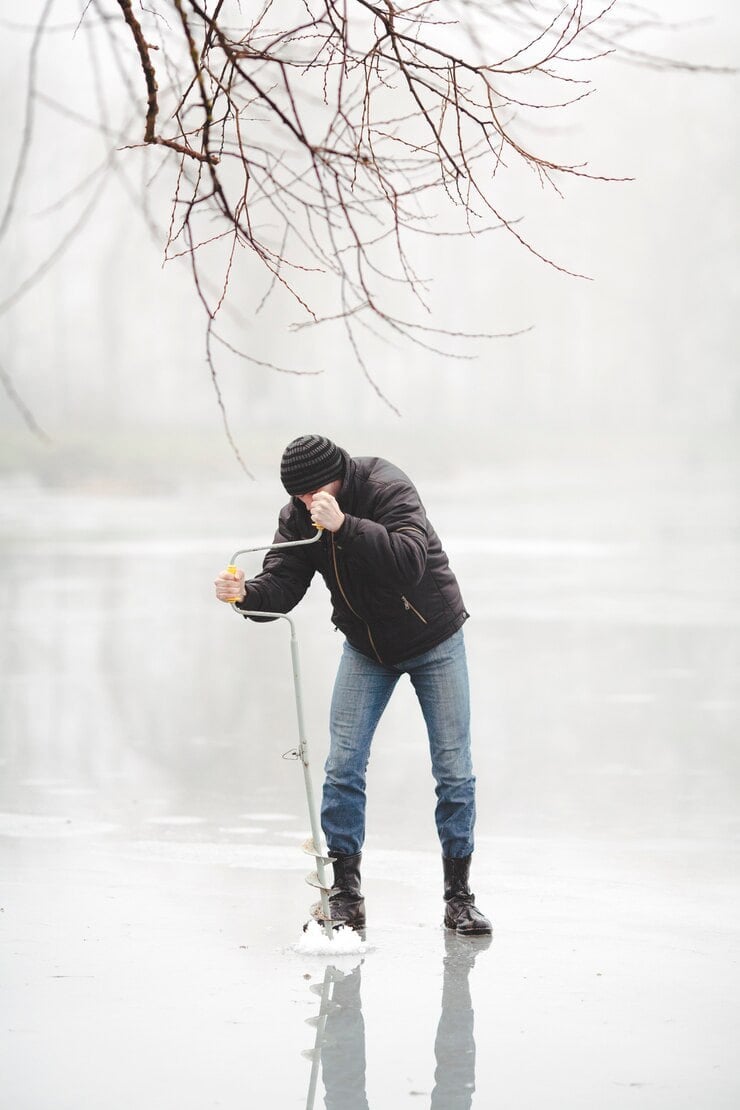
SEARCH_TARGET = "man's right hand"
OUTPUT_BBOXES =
[214,567,246,604]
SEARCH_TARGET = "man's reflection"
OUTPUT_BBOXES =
[431,933,490,1108]
[308,964,370,1110]
[304,932,491,1109]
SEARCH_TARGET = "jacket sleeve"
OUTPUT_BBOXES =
[235,511,316,618]
[335,479,428,586]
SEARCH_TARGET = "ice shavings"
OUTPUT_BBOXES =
[293,920,366,956]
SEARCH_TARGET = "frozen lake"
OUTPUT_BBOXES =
[1,461,739,1108]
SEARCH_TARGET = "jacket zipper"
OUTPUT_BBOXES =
[331,534,384,664]
[401,595,428,624]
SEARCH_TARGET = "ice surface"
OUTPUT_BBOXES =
[2,470,739,1109]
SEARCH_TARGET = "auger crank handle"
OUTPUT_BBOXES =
[223,524,324,605]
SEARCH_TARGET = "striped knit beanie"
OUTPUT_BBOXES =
[280,435,345,495]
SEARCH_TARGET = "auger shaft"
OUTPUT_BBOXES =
[227,528,335,940]
[289,629,334,939]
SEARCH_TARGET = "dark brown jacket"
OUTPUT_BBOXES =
[237,452,468,664]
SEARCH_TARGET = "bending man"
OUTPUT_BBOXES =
[214,435,491,937]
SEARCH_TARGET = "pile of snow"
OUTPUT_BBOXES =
[293,920,366,956]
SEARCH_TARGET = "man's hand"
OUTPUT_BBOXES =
[310,491,345,533]
[214,566,246,603]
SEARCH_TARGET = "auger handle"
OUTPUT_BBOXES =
[224,564,240,604]
[224,524,324,604]
[227,524,323,571]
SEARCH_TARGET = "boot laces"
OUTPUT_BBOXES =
[448,890,474,906]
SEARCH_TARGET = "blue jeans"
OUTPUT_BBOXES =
[321,629,476,859]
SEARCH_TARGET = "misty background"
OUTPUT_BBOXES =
[1,6,739,1107]
[1,1,738,483]
[1,0,739,879]
[1,0,738,863]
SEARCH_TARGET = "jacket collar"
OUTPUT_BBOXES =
[337,449,356,512]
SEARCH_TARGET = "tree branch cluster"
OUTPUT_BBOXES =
[108,1,626,363]
[3,0,724,451]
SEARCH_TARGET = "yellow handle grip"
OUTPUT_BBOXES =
[225,564,241,604]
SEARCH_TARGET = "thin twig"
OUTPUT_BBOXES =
[0,361,51,442]
[0,0,55,244]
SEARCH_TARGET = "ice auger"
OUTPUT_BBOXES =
[224,528,335,939]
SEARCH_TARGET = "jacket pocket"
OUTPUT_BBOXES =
[401,595,428,624]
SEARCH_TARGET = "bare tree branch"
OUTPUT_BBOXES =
[0,0,55,244]
[0,360,51,442]
[1,0,729,464]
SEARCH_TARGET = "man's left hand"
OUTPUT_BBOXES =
[310,491,345,533]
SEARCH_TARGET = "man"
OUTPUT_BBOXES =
[214,435,491,937]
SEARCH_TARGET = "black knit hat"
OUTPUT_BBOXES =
[280,435,345,495]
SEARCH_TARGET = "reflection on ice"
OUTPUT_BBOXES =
[432,934,490,1110]
[303,932,491,1110]
[305,963,369,1110]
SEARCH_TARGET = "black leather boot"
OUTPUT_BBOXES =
[312,851,366,934]
[443,854,492,936]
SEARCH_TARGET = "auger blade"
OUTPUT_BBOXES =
[305,869,333,892]
[302,837,332,865]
